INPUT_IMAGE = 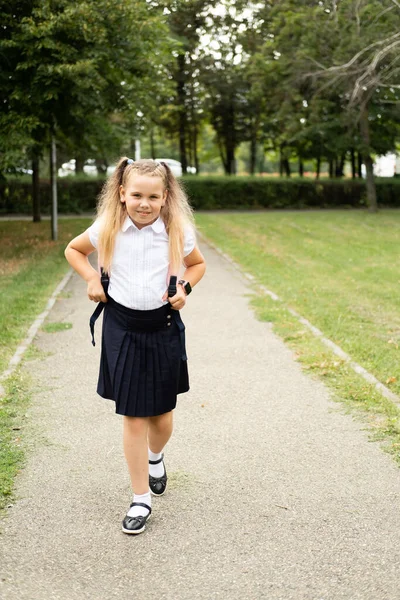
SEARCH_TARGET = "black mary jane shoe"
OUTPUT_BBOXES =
[149,454,168,496]
[122,502,152,535]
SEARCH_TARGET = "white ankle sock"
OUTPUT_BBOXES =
[128,490,151,518]
[148,448,165,478]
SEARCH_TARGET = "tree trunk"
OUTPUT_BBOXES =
[336,153,346,178]
[50,136,58,241]
[217,137,228,174]
[316,155,321,180]
[283,158,291,177]
[224,102,236,175]
[357,152,363,178]
[193,125,199,175]
[177,54,188,174]
[279,153,284,177]
[150,129,156,160]
[250,135,257,175]
[225,142,236,175]
[32,155,41,222]
[359,106,377,212]
[298,156,304,177]
[75,155,84,174]
[329,159,334,178]
[95,159,107,175]
[350,148,356,179]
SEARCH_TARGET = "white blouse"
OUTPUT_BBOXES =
[87,216,196,310]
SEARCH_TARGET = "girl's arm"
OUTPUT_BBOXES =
[65,232,107,303]
[182,245,206,288]
[164,245,206,310]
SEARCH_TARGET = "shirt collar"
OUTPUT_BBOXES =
[122,215,165,233]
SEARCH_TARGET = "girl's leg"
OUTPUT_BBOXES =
[147,410,174,453]
[123,416,149,495]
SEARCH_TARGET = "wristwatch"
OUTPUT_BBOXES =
[178,279,192,296]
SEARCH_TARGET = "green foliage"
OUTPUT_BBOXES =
[183,176,400,209]
[0,0,173,175]
[3,176,400,213]
[1,0,400,188]
[0,178,105,214]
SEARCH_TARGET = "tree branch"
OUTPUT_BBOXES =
[372,5,394,25]
[354,0,362,36]
[309,32,400,76]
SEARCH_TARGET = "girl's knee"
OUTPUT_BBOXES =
[123,416,149,437]
[149,411,173,431]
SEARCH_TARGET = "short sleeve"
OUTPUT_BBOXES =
[183,225,196,257]
[87,219,101,249]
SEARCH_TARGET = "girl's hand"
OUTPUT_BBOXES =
[162,286,186,310]
[87,274,107,303]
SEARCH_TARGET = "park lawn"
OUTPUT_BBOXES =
[0,218,92,510]
[196,210,400,396]
[196,210,400,462]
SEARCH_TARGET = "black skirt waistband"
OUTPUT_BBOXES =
[106,296,171,319]
[106,296,172,333]
[90,295,187,360]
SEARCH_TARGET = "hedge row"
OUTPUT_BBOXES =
[183,177,400,209]
[0,178,104,214]
[1,176,400,214]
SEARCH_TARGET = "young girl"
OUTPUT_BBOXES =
[65,158,206,535]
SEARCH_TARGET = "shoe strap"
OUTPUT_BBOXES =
[149,453,164,465]
[130,502,152,514]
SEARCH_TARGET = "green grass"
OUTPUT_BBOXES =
[0,370,31,510]
[0,219,92,373]
[196,209,400,462]
[42,322,73,333]
[0,218,92,511]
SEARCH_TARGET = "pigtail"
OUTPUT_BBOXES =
[159,162,194,273]
[96,157,131,273]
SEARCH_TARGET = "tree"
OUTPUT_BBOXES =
[308,0,400,210]
[0,0,173,219]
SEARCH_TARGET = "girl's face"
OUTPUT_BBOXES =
[120,174,167,229]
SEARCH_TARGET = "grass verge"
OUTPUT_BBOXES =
[0,370,32,511]
[196,210,400,463]
[0,217,92,511]
[0,218,91,373]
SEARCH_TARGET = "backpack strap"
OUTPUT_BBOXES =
[89,268,109,347]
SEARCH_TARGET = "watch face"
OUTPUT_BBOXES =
[179,280,192,295]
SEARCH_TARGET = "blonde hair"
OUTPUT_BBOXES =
[95,158,194,274]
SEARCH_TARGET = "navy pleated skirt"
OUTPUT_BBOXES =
[97,296,189,417]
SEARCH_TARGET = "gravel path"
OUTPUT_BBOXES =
[1,240,399,600]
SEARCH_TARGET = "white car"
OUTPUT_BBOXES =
[155,158,182,177]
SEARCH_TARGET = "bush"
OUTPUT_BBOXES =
[181,176,400,210]
[0,177,105,214]
[1,175,400,214]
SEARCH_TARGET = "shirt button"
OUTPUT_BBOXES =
[167,315,171,320]
[167,323,171,327]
